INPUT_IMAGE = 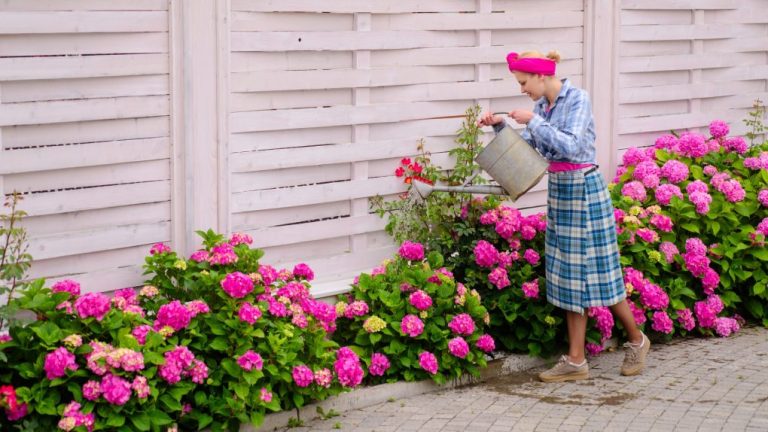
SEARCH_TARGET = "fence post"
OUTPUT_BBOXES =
[584,0,620,178]
[169,0,230,254]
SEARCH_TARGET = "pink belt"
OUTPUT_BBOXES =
[548,162,594,172]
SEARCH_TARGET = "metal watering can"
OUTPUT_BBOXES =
[412,120,548,201]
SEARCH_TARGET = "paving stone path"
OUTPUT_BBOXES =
[278,326,768,431]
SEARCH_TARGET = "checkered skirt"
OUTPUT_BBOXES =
[545,168,625,313]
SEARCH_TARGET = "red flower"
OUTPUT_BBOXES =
[0,385,18,411]
[401,157,412,165]
[410,163,423,174]
[404,177,412,184]
[395,166,405,177]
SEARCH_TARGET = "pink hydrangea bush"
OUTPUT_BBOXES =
[450,198,565,358]
[607,118,766,344]
[333,241,492,385]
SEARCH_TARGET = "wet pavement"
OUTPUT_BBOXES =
[277,326,768,431]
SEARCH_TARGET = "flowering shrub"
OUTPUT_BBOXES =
[332,242,493,384]
[0,278,186,431]
[446,198,565,357]
[141,230,348,430]
[608,117,768,345]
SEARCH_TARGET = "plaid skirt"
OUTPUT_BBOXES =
[545,168,625,314]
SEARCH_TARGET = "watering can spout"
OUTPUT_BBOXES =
[411,180,507,201]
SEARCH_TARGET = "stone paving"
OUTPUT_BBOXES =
[278,326,768,432]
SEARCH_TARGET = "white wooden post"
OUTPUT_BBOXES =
[690,10,704,126]
[584,0,620,178]
[475,0,492,111]
[169,0,230,254]
[351,13,371,253]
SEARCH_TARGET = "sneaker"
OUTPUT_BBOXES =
[538,355,589,383]
[621,332,650,376]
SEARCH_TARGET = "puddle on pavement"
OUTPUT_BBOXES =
[483,372,636,406]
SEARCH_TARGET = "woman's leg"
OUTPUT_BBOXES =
[609,299,643,344]
[566,311,587,363]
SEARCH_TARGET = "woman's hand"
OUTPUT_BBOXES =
[477,111,504,127]
[509,109,534,125]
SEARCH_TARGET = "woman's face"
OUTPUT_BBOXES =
[513,71,544,100]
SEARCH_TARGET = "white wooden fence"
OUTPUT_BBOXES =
[0,0,766,297]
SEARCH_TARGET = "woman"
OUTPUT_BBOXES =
[477,50,650,382]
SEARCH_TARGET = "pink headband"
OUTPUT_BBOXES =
[506,52,556,76]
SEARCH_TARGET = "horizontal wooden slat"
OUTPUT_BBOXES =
[620,10,692,25]
[1,75,168,103]
[231,88,352,113]
[233,177,404,213]
[231,11,354,32]
[249,215,386,249]
[230,125,352,152]
[620,80,766,104]
[2,117,169,148]
[231,136,456,172]
[0,33,167,56]
[29,221,170,261]
[0,95,169,126]
[622,24,763,41]
[230,100,472,133]
[0,0,168,11]
[368,11,582,31]
[19,180,170,216]
[4,158,170,194]
[231,65,475,92]
[233,201,351,231]
[370,43,583,67]
[0,54,168,81]
[231,30,476,52]
[620,52,765,73]
[618,111,747,135]
[21,202,170,236]
[29,246,152,286]
[232,0,476,13]
[0,137,169,174]
[620,0,739,10]
[232,163,350,192]
[0,11,167,34]
[231,51,353,72]
[44,266,147,294]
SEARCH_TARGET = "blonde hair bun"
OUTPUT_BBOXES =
[546,50,561,64]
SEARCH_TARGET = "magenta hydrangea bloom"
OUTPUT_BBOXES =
[621,181,647,202]
[291,365,315,387]
[677,308,695,331]
[159,346,196,384]
[132,325,152,345]
[237,351,264,372]
[400,314,424,337]
[418,351,439,375]
[314,368,333,388]
[369,352,390,376]
[637,282,669,310]
[632,160,661,183]
[677,132,709,158]
[651,311,673,334]
[229,232,253,246]
[292,263,315,281]
[636,228,659,244]
[523,249,540,265]
[238,302,262,324]
[260,388,273,402]
[714,317,740,337]
[334,347,364,387]
[220,271,254,298]
[660,160,689,184]
[654,134,678,150]
[74,292,111,321]
[186,300,210,317]
[51,279,81,296]
[724,136,747,154]
[522,279,540,299]
[189,250,209,262]
[149,242,171,255]
[473,240,499,268]
[398,241,425,261]
[448,337,470,359]
[44,347,78,380]
[488,267,510,290]
[209,242,238,265]
[448,313,475,336]
[622,147,651,167]
[132,376,150,399]
[628,301,647,325]
[100,374,132,406]
[709,120,729,138]
[155,300,192,331]
[82,380,102,401]
[409,290,433,311]
[344,300,369,318]
[689,191,712,214]
[586,343,603,356]
[655,184,683,206]
[476,334,496,353]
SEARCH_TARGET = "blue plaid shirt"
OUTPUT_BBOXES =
[494,78,596,164]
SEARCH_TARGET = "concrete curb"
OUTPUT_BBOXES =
[248,353,549,431]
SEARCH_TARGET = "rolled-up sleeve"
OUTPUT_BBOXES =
[527,91,592,160]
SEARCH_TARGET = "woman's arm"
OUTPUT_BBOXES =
[526,90,593,160]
